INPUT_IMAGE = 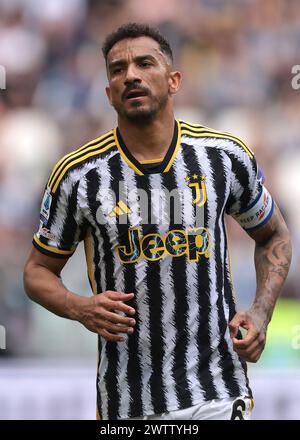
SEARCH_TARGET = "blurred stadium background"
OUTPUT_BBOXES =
[0,0,300,420]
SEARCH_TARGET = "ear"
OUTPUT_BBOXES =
[168,71,182,95]
[105,86,112,105]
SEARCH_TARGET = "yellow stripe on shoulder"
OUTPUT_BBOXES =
[51,141,116,193]
[179,121,254,159]
[33,235,76,256]
[48,130,114,188]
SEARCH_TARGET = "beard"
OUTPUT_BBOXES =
[113,92,169,125]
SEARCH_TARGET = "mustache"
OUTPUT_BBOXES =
[122,84,150,101]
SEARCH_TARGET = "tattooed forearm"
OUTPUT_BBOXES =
[228,205,291,363]
[256,239,291,282]
[249,205,292,324]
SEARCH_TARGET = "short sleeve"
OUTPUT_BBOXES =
[225,144,274,232]
[33,173,85,258]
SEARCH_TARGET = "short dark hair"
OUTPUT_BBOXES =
[102,22,173,64]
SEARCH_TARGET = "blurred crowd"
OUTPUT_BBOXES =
[0,0,299,357]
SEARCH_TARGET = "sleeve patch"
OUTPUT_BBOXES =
[40,186,53,224]
[37,224,58,242]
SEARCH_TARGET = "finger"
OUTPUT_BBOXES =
[105,300,136,315]
[95,295,135,315]
[238,346,263,363]
[234,338,263,358]
[100,310,136,327]
[99,319,135,334]
[232,326,259,349]
[229,313,247,338]
[106,291,135,301]
[233,321,267,349]
[248,348,263,363]
[99,328,126,343]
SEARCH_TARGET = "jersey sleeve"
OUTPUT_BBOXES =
[225,143,274,232]
[33,171,85,258]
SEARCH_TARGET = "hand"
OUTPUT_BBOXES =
[74,291,136,342]
[229,308,268,363]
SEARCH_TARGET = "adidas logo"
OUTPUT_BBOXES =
[109,201,132,217]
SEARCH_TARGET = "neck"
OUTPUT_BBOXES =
[117,106,175,162]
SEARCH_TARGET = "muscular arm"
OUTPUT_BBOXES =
[229,205,292,362]
[23,247,136,342]
[24,247,76,319]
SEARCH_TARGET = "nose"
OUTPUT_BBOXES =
[124,63,141,85]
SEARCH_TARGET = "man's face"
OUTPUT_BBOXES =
[105,36,181,123]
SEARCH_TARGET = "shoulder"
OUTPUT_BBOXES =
[47,129,117,194]
[178,119,254,160]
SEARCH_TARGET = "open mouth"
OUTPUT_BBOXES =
[125,90,148,100]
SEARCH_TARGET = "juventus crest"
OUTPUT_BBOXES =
[185,174,207,207]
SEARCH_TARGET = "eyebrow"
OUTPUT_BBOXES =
[108,54,157,70]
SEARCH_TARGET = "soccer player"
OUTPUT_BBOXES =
[23,23,292,420]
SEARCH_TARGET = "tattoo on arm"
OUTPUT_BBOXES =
[249,205,292,323]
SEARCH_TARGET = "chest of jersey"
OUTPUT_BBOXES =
[82,145,230,265]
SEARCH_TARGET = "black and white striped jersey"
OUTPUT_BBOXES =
[33,119,273,420]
